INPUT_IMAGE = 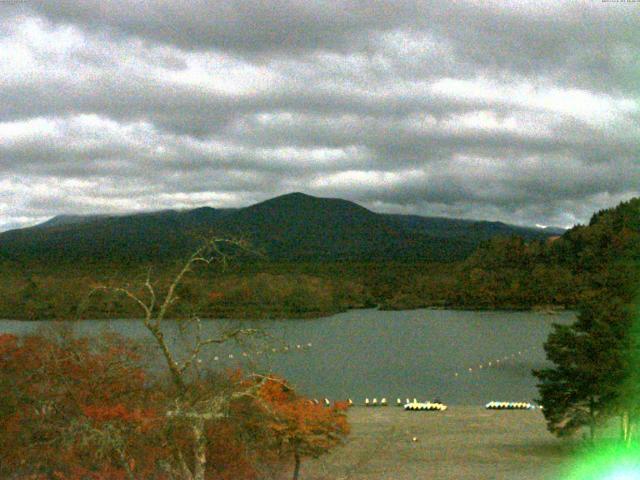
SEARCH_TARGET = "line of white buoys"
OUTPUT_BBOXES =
[208,341,315,361]
[308,398,352,408]
[453,348,534,377]
[485,401,534,410]
[362,397,389,407]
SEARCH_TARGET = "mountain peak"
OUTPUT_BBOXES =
[247,192,375,217]
[265,192,322,203]
[279,191,313,199]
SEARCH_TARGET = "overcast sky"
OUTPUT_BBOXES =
[1,0,639,232]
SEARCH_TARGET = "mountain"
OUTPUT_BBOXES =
[35,214,111,229]
[381,214,556,241]
[0,192,561,265]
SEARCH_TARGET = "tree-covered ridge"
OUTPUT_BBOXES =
[0,192,559,266]
[0,196,636,321]
[445,197,640,310]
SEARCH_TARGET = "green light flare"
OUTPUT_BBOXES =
[563,444,640,480]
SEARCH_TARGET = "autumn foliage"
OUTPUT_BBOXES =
[257,377,350,480]
[0,331,350,479]
[0,330,164,479]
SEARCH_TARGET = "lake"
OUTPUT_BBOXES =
[0,309,574,405]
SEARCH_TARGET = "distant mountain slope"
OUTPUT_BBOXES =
[0,192,561,265]
[382,214,555,241]
[35,214,112,229]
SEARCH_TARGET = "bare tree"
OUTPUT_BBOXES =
[92,238,269,480]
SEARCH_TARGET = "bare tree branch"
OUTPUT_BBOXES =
[86,237,266,480]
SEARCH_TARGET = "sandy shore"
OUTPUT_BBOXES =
[303,406,578,480]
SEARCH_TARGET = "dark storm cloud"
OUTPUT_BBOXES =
[0,1,638,231]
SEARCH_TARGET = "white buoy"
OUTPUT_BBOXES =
[365,398,370,406]
[381,398,388,406]
[348,399,353,406]
[397,398,403,406]
[372,398,378,406]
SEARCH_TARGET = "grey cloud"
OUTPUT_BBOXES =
[0,1,638,231]
[25,1,640,95]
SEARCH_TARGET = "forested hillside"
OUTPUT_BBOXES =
[0,192,557,266]
[446,197,640,309]
[0,196,636,320]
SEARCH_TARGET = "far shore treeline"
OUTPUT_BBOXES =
[0,194,638,321]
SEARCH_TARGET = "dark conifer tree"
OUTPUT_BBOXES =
[534,197,640,441]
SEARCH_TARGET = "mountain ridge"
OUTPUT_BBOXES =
[0,192,563,265]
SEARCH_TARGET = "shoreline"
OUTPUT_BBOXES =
[1,304,572,322]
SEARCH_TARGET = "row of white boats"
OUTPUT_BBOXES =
[312,398,538,411]
[484,401,536,410]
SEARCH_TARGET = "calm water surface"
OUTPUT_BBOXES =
[0,309,574,405]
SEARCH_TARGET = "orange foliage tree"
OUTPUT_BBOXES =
[0,329,166,479]
[257,377,350,480]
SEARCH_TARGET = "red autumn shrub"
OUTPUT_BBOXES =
[0,330,167,479]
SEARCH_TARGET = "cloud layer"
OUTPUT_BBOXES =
[1,1,639,231]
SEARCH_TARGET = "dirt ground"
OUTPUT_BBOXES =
[303,406,578,480]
